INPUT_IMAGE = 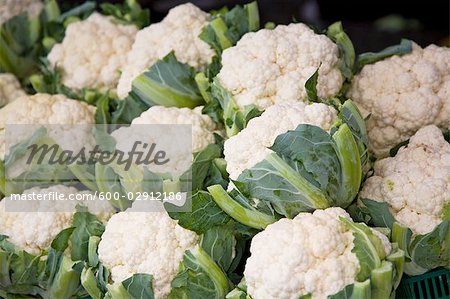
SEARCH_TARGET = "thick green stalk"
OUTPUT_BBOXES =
[189,245,230,299]
[245,2,260,32]
[370,261,393,299]
[46,256,80,299]
[81,267,103,299]
[265,153,331,209]
[351,280,371,298]
[209,18,233,50]
[107,283,133,299]
[207,185,276,230]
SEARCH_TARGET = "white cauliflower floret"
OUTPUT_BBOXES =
[117,3,215,98]
[360,125,450,235]
[98,205,198,299]
[348,43,450,157]
[0,93,96,160]
[244,207,360,299]
[48,13,138,91]
[224,101,337,180]
[217,23,343,110]
[0,73,26,107]
[0,0,42,24]
[112,106,218,176]
[0,185,115,255]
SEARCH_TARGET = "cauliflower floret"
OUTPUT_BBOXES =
[117,3,215,98]
[0,93,96,160]
[98,204,198,299]
[112,106,218,176]
[0,0,42,24]
[0,73,26,107]
[217,23,344,110]
[244,207,360,299]
[48,13,138,91]
[348,43,450,157]
[224,101,337,180]
[0,185,115,255]
[360,125,450,235]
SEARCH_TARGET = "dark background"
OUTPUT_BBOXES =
[60,0,449,53]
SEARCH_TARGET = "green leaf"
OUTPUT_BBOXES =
[200,223,236,272]
[167,191,230,234]
[389,139,409,157]
[361,199,396,229]
[326,22,355,80]
[199,2,260,55]
[305,67,319,103]
[169,245,231,299]
[50,227,75,252]
[408,220,449,271]
[111,96,148,124]
[101,0,150,29]
[327,283,355,299]
[340,217,386,281]
[121,273,155,299]
[131,52,204,109]
[70,207,106,262]
[356,39,412,72]
[235,127,336,218]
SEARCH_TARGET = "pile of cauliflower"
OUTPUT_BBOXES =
[0,1,449,299]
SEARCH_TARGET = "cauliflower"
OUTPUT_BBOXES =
[112,106,218,177]
[244,207,395,299]
[360,125,450,235]
[0,93,96,159]
[208,100,367,223]
[0,0,42,24]
[0,185,115,255]
[48,13,138,91]
[117,3,215,98]
[347,43,450,157]
[0,73,26,107]
[225,101,338,180]
[98,204,199,299]
[216,23,344,111]
[129,106,218,153]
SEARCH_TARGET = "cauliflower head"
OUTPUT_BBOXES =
[0,0,43,24]
[217,23,344,110]
[112,106,218,176]
[117,3,215,98]
[348,43,450,157]
[0,73,26,107]
[360,125,450,235]
[0,185,115,255]
[244,207,391,299]
[98,206,199,299]
[224,101,337,180]
[0,93,96,159]
[48,13,138,91]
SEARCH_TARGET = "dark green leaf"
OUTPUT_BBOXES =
[101,0,150,29]
[200,223,236,272]
[356,39,412,72]
[167,191,230,234]
[305,67,319,103]
[122,273,155,299]
[361,199,396,229]
[70,207,105,261]
[409,220,449,270]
